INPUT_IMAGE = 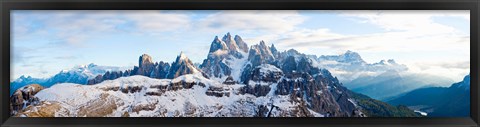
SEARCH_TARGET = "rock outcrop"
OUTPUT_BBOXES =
[87,54,171,84]
[10,84,44,116]
[200,33,249,78]
[166,52,202,79]
[137,54,155,76]
[247,41,275,67]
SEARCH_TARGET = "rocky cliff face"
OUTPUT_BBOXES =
[234,35,249,53]
[137,54,155,76]
[238,47,361,117]
[166,52,202,79]
[201,34,365,117]
[10,84,44,116]
[247,41,275,67]
[200,33,249,78]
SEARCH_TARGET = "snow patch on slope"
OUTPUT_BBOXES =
[224,52,249,82]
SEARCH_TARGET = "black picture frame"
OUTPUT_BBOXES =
[0,0,479,127]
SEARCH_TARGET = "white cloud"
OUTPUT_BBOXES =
[405,60,470,81]
[265,10,469,54]
[122,11,191,33]
[197,10,306,34]
[340,10,468,33]
[436,10,470,20]
[13,10,192,47]
[272,29,468,56]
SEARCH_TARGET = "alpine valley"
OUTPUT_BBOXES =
[9,33,465,117]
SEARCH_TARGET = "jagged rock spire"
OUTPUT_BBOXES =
[222,32,239,52]
[270,44,278,55]
[179,51,188,60]
[247,40,275,67]
[209,36,229,53]
[201,33,250,78]
[208,32,249,53]
[259,40,266,46]
[167,52,201,79]
[234,35,249,53]
[139,54,153,68]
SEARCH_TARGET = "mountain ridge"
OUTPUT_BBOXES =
[10,33,422,117]
[10,64,126,95]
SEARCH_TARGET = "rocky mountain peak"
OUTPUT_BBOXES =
[463,74,471,87]
[248,40,275,67]
[251,40,271,54]
[209,36,229,53]
[179,51,188,61]
[345,50,355,54]
[270,44,278,55]
[286,49,301,55]
[387,59,396,63]
[259,40,267,47]
[378,59,398,65]
[465,74,470,80]
[452,74,470,90]
[167,52,201,79]
[318,50,365,64]
[174,52,194,65]
[10,84,44,116]
[70,63,99,72]
[222,32,240,52]
[223,32,233,41]
[207,33,249,54]
[200,33,251,78]
[84,63,97,68]
[234,35,249,53]
[18,75,32,80]
[139,54,154,68]
[340,50,364,62]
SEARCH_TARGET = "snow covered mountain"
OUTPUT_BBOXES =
[13,71,416,117]
[87,52,202,85]
[313,51,453,100]
[200,33,249,81]
[10,33,420,117]
[167,52,203,79]
[318,50,366,65]
[10,63,127,95]
[15,74,332,117]
[315,50,408,82]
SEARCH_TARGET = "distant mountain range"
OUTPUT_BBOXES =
[387,74,470,117]
[10,64,126,96]
[310,50,454,100]
[9,33,420,117]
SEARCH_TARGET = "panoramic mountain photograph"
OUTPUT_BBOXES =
[10,10,470,117]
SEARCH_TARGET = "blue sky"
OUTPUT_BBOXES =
[11,10,470,81]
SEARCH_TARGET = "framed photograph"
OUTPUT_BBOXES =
[1,0,478,126]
